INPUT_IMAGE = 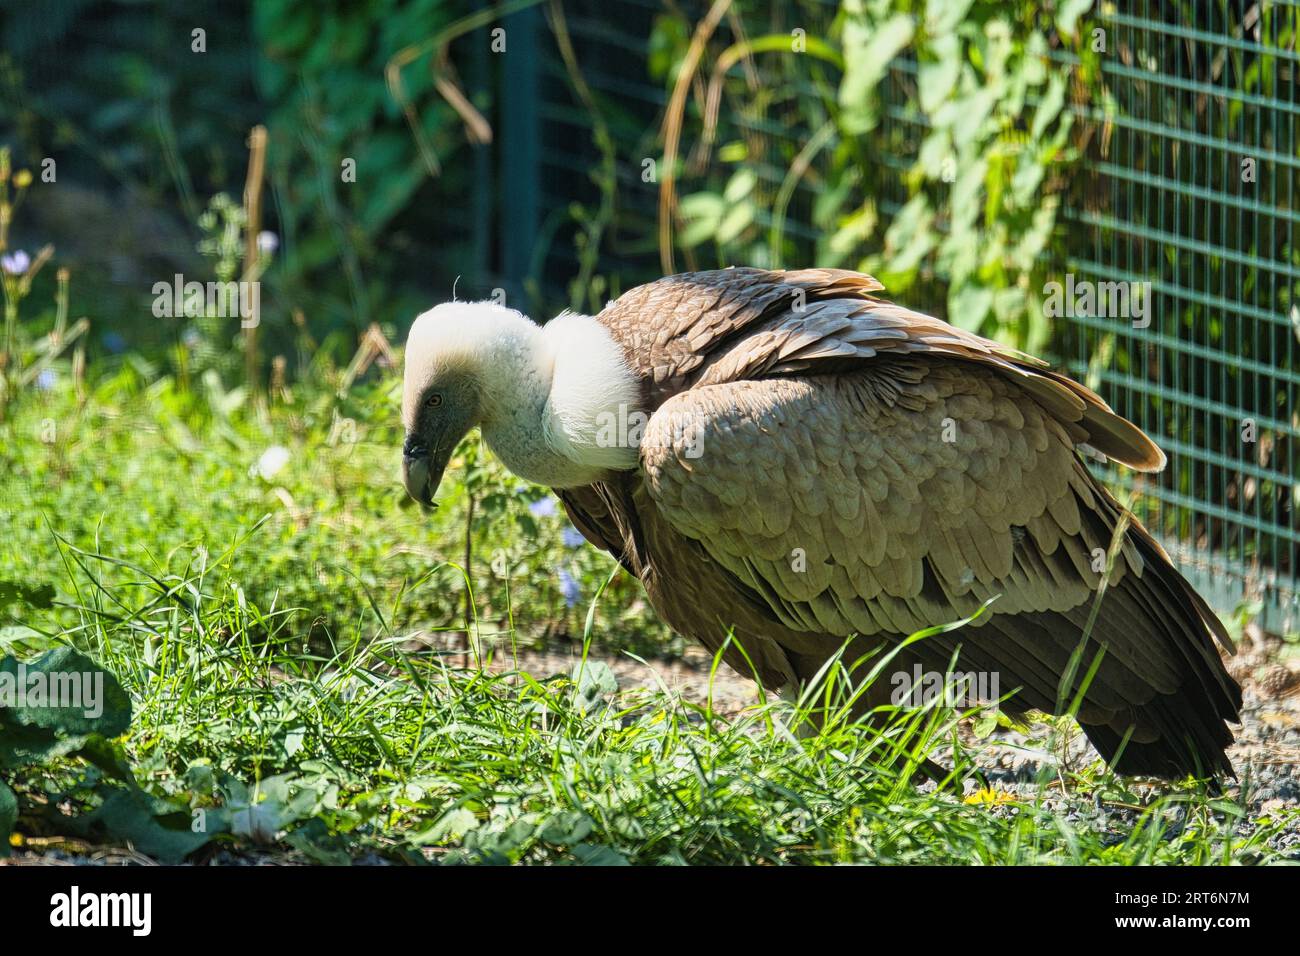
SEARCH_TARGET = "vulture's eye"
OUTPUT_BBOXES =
[425,392,443,409]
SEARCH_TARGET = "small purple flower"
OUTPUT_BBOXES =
[102,331,127,354]
[35,369,56,391]
[529,497,558,518]
[1,250,30,275]
[558,568,581,607]
[562,525,585,548]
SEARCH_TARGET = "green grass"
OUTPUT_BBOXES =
[2,366,1296,864]
[1,358,671,655]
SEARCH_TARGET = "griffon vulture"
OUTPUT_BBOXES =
[401,268,1241,780]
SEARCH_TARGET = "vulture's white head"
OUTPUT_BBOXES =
[400,301,643,504]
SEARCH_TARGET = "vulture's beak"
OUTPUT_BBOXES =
[401,435,447,509]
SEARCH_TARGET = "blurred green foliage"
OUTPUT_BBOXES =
[0,0,474,366]
[251,0,471,334]
[663,0,1091,354]
[0,351,673,659]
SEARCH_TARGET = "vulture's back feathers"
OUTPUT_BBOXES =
[559,267,1239,780]
[600,268,1167,472]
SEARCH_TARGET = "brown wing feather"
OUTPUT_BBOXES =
[556,483,643,577]
[597,268,1165,472]
[638,364,1239,778]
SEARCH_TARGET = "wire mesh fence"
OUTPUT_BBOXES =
[1052,1,1300,632]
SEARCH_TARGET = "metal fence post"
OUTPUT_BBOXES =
[498,1,542,308]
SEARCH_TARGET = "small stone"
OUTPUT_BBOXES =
[1257,663,1299,697]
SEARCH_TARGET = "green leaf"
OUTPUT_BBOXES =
[414,806,480,845]
[283,728,306,757]
[222,773,327,842]
[1057,0,1093,35]
[1030,73,1067,141]
[948,281,994,332]
[1011,197,1059,269]
[951,87,998,146]
[540,810,593,845]
[840,14,916,133]
[723,169,757,203]
[81,788,212,864]
[359,157,428,234]
[284,818,352,865]
[715,202,755,245]
[992,287,1028,326]
[0,581,55,610]
[949,158,989,229]
[678,192,724,222]
[0,649,132,769]
[573,659,619,713]
[678,192,725,248]
[717,141,748,163]
[0,626,52,656]
[882,196,936,273]
[0,719,84,768]
[926,0,976,35]
[571,843,629,866]
[0,648,132,739]
[827,202,878,264]
[76,734,139,788]
[1011,156,1046,207]
[919,35,961,113]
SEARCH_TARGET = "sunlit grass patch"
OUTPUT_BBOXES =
[3,532,1292,865]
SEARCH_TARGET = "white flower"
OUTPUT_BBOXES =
[256,231,279,255]
[251,445,291,481]
[1,250,30,275]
